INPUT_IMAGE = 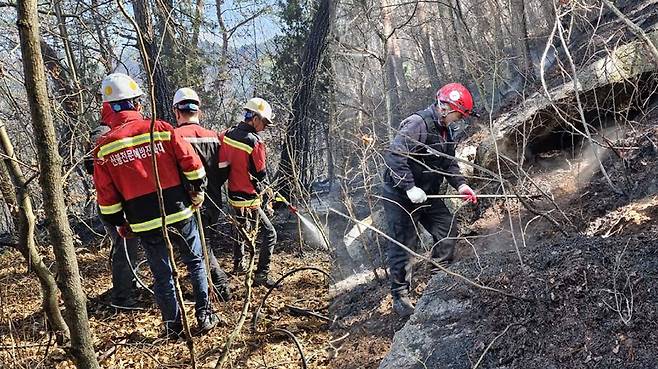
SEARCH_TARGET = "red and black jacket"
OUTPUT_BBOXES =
[218,121,267,208]
[93,110,206,233]
[175,120,223,207]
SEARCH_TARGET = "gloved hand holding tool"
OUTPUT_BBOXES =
[458,184,477,204]
[406,186,427,204]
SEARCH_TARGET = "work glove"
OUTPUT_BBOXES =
[458,184,477,204]
[189,191,205,209]
[406,186,427,204]
[117,223,134,239]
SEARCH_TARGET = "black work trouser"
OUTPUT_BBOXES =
[200,190,223,229]
[232,206,277,275]
[101,216,141,304]
[383,195,458,297]
[207,247,229,288]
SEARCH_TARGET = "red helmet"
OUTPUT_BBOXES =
[436,83,475,117]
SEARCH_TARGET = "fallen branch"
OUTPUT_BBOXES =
[251,267,332,330]
[601,0,658,68]
[286,304,333,323]
[471,323,516,369]
[98,338,127,364]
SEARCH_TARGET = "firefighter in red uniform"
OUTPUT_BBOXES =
[218,97,278,288]
[93,73,219,338]
[172,87,231,301]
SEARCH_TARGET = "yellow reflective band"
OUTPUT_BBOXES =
[98,131,171,158]
[129,207,194,233]
[184,166,206,181]
[99,202,123,214]
[229,198,261,208]
[223,136,253,154]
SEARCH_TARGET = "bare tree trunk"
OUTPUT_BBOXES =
[437,2,464,81]
[0,122,70,344]
[191,0,203,48]
[416,1,441,88]
[278,0,338,197]
[382,0,402,129]
[131,0,174,123]
[16,0,99,367]
[214,0,231,123]
[90,0,115,72]
[510,0,533,75]
[40,39,77,158]
[326,62,338,183]
[540,0,556,36]
[385,4,410,99]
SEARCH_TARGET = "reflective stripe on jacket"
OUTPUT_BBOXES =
[218,122,267,208]
[93,110,206,233]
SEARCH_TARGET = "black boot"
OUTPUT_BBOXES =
[161,321,183,340]
[197,311,220,334]
[110,296,140,310]
[210,267,232,302]
[253,272,279,289]
[392,293,415,317]
[232,258,247,274]
[212,283,232,302]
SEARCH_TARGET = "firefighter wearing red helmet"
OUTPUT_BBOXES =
[382,82,479,317]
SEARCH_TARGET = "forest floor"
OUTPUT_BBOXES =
[2,124,658,369]
[0,225,336,368]
[2,111,658,369]
[2,123,658,369]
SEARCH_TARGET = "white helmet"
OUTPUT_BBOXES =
[100,73,144,102]
[172,87,200,107]
[244,97,274,123]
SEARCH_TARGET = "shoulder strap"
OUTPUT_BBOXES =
[414,109,438,136]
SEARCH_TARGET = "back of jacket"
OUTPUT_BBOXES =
[93,110,206,233]
[218,122,267,208]
[175,122,223,207]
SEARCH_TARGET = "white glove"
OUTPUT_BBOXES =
[406,186,427,204]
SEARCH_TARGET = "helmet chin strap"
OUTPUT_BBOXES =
[437,102,454,119]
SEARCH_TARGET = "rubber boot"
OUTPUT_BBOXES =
[392,294,415,317]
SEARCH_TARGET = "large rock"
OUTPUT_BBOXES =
[477,22,658,171]
[379,285,475,369]
[379,235,658,369]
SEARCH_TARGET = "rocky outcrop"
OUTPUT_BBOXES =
[476,9,658,171]
[379,235,658,369]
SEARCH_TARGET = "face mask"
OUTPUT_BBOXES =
[448,119,470,141]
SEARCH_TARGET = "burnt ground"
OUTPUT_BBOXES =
[327,107,658,367]
[464,234,658,368]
